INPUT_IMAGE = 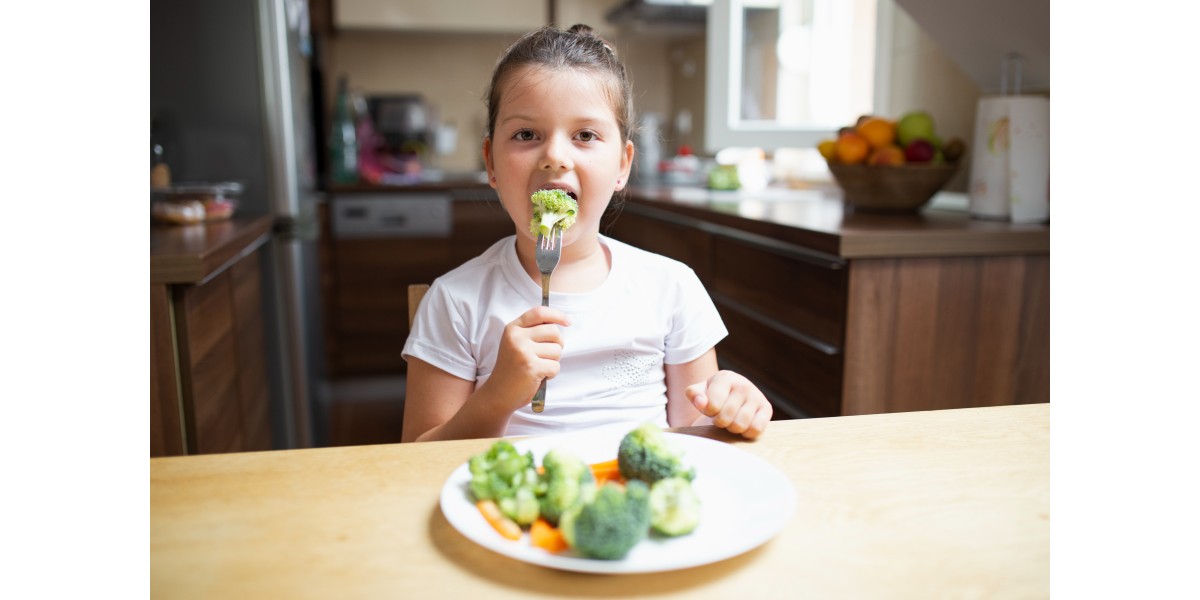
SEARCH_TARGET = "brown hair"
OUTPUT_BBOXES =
[484,24,636,144]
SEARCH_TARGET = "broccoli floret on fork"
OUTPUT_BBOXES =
[529,189,578,237]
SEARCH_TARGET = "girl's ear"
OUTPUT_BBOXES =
[483,137,496,188]
[616,139,635,191]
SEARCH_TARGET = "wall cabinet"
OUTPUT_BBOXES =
[335,0,546,33]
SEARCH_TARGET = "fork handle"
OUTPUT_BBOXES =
[531,380,546,413]
[533,272,551,413]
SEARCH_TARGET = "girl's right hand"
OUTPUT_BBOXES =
[482,306,570,412]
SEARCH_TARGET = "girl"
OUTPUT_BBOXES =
[401,24,772,442]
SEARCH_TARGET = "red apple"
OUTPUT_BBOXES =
[904,139,936,163]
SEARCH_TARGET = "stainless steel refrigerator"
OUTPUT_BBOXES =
[151,0,327,448]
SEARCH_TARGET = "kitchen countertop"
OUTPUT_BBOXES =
[150,214,273,284]
[150,403,1049,598]
[625,185,1050,259]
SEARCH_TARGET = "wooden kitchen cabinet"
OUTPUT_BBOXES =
[319,187,513,377]
[335,0,546,33]
[150,215,274,456]
[606,189,1050,418]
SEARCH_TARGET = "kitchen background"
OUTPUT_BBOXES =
[150,0,1049,451]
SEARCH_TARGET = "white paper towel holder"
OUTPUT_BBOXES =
[968,54,1051,224]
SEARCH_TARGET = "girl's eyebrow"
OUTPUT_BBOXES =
[499,113,535,125]
[499,114,613,128]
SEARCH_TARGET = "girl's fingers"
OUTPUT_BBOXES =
[533,341,564,361]
[740,407,772,439]
[512,306,571,328]
[713,386,743,429]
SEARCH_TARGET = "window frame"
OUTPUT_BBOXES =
[704,0,894,152]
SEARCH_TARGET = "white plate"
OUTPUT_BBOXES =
[439,424,797,574]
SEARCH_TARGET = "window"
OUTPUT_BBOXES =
[705,0,887,151]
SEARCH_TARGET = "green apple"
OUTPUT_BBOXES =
[896,111,936,148]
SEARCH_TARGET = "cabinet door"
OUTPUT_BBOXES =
[173,252,272,454]
[842,255,1050,415]
[336,0,546,33]
[607,205,848,418]
[151,283,185,457]
[322,197,514,377]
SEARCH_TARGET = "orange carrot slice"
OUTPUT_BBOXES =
[477,500,522,541]
[590,459,624,486]
[530,518,568,553]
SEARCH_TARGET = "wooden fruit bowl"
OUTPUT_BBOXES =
[827,163,959,212]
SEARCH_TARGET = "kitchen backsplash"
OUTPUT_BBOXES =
[326,2,983,192]
[327,30,676,174]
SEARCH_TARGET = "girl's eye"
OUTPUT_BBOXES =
[576,131,597,142]
[513,129,536,141]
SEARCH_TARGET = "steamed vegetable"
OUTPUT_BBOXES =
[617,422,696,484]
[529,189,578,237]
[648,477,701,536]
[558,480,651,560]
[539,449,596,525]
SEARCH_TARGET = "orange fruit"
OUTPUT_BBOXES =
[817,139,837,161]
[856,117,896,150]
[867,145,906,166]
[835,132,870,164]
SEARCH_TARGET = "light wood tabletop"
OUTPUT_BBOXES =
[150,403,1049,599]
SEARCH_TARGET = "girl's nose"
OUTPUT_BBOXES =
[540,136,573,172]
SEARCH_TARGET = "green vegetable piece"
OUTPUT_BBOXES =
[649,477,701,536]
[560,480,651,560]
[467,440,540,525]
[529,189,578,237]
[538,449,596,525]
[617,422,696,485]
[499,486,541,526]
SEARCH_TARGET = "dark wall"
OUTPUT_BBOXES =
[150,0,270,214]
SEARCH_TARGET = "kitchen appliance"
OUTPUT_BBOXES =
[367,94,433,158]
[151,0,327,447]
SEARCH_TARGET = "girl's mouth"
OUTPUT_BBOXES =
[538,185,577,201]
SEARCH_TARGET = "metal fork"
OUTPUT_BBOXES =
[531,230,563,413]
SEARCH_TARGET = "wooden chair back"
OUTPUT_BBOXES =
[408,284,430,329]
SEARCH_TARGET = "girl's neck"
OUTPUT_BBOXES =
[514,231,611,293]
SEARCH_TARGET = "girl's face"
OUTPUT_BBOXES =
[484,66,634,247]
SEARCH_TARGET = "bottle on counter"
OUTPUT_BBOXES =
[330,76,359,184]
[151,143,171,189]
[151,118,172,189]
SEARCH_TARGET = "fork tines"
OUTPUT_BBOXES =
[538,229,561,251]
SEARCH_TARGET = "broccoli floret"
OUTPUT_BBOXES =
[529,189,578,237]
[538,449,596,525]
[467,440,540,522]
[498,486,541,526]
[648,477,701,536]
[617,422,696,485]
[559,480,652,560]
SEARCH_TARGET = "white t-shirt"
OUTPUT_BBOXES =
[402,234,728,436]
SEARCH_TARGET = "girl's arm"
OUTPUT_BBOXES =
[401,358,514,442]
[665,348,773,439]
[664,349,719,428]
[402,306,570,442]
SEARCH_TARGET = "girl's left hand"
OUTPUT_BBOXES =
[684,371,773,439]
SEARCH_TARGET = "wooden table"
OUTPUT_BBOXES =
[151,404,1049,598]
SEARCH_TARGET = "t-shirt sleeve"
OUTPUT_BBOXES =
[663,265,728,365]
[401,280,479,381]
